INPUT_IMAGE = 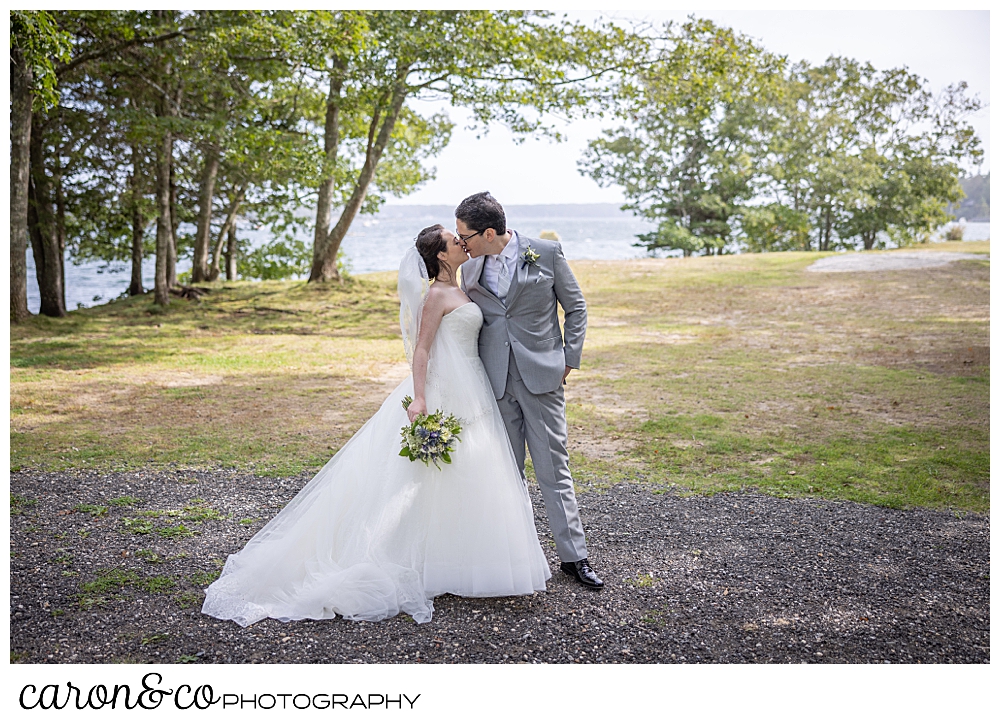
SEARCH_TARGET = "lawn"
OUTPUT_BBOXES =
[10,240,989,512]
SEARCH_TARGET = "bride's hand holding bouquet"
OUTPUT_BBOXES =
[406,396,427,422]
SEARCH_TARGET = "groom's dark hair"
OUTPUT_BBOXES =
[455,191,506,236]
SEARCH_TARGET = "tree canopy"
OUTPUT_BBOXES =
[9,11,984,321]
[580,19,983,256]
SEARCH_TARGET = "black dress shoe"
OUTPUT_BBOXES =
[560,558,604,590]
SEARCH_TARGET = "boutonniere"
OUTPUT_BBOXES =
[520,245,540,268]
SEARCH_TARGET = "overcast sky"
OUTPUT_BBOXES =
[400,8,990,207]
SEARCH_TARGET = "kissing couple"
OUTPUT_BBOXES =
[203,191,603,627]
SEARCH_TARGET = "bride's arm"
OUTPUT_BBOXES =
[407,290,445,422]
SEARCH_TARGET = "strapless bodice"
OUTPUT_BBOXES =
[438,303,483,358]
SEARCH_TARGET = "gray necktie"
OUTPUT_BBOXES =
[496,257,511,299]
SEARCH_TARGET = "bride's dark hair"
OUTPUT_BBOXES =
[415,224,451,280]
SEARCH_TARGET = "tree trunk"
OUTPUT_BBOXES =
[310,67,345,283]
[129,143,145,296]
[167,151,178,288]
[225,224,237,281]
[54,153,67,311]
[309,72,410,283]
[10,46,33,322]
[154,108,173,306]
[794,190,808,251]
[192,145,220,282]
[27,114,66,317]
[208,185,246,281]
[822,206,833,251]
[863,232,876,251]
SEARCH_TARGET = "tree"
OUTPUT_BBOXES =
[306,10,636,281]
[764,58,981,251]
[581,19,784,256]
[837,76,980,248]
[736,204,810,253]
[10,11,70,321]
[185,11,314,282]
[585,26,983,256]
[56,66,151,296]
[19,10,195,314]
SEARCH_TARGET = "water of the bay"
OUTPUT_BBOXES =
[25,205,989,314]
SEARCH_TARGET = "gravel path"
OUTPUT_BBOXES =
[10,469,989,664]
[806,251,987,273]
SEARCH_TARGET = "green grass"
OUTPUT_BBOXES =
[76,567,179,609]
[628,573,656,588]
[174,591,204,609]
[74,504,108,517]
[108,496,143,507]
[178,503,224,521]
[121,518,154,535]
[119,503,221,538]
[11,276,403,476]
[561,244,989,512]
[80,567,142,594]
[631,413,987,510]
[10,244,990,512]
[188,570,218,587]
[136,549,164,563]
[156,523,198,539]
[141,576,176,593]
[11,493,36,515]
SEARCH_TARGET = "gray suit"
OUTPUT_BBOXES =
[460,233,588,562]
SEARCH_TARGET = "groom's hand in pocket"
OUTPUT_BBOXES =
[563,366,573,384]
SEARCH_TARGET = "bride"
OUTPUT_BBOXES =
[202,225,551,626]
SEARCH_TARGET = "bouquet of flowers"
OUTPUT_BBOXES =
[399,396,463,469]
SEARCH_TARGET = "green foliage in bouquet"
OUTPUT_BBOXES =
[399,396,463,470]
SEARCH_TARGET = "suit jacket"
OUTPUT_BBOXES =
[460,233,587,398]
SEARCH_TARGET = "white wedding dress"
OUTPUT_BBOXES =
[202,299,551,627]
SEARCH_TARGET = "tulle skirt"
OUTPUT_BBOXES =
[202,320,550,626]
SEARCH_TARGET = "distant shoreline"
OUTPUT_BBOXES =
[368,202,636,219]
[367,203,989,223]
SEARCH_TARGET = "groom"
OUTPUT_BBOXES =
[456,191,603,590]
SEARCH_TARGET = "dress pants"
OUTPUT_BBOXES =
[496,349,588,563]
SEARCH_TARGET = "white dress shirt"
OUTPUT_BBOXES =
[483,230,519,300]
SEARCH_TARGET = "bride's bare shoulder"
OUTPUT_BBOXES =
[421,285,446,313]
[426,284,469,315]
